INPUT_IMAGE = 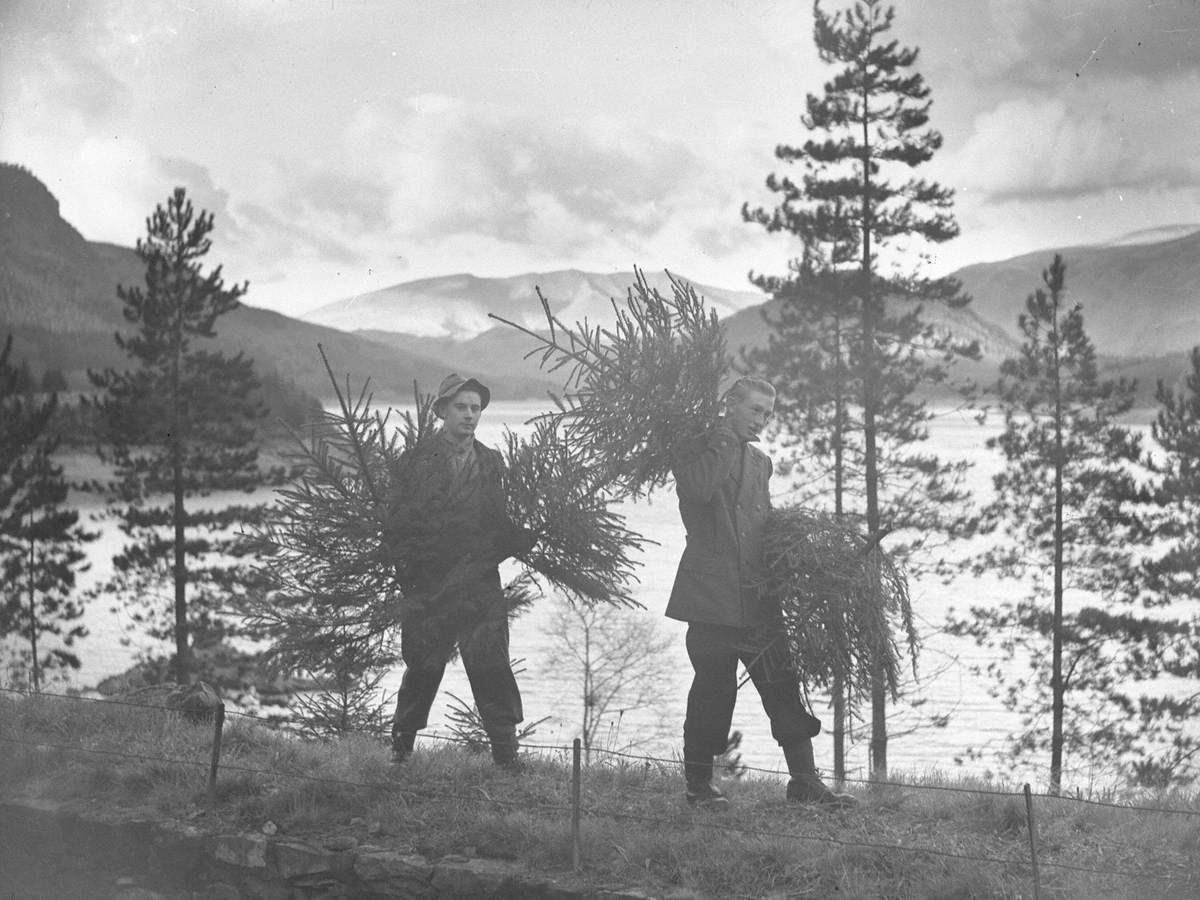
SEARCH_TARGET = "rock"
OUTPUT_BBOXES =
[166,681,223,724]
[354,850,436,899]
[213,834,268,869]
[261,820,278,835]
[271,839,333,879]
[111,888,170,900]
[201,883,240,900]
[431,857,525,898]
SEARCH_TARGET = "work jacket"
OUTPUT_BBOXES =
[386,431,531,599]
[665,425,772,628]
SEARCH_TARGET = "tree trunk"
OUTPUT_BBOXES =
[832,670,846,787]
[27,516,40,693]
[173,439,189,684]
[832,314,847,783]
[1050,316,1066,794]
[860,96,887,782]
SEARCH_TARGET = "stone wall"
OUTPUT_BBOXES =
[0,797,678,900]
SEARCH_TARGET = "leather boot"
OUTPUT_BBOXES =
[783,739,857,809]
[490,730,523,771]
[392,731,416,765]
[683,742,728,808]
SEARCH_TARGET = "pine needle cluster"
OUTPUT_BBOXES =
[501,419,647,607]
[242,352,426,692]
[490,267,728,499]
[755,505,918,710]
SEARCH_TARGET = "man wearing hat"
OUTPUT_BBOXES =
[388,373,536,768]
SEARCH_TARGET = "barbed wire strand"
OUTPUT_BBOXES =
[6,685,1200,818]
[1,732,1194,886]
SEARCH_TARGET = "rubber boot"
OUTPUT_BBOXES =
[783,739,857,809]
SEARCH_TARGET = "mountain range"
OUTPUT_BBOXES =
[3,161,1199,407]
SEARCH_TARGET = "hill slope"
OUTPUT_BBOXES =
[0,164,533,402]
[954,230,1200,357]
[302,268,764,338]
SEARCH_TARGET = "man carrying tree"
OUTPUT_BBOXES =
[387,373,536,769]
[669,376,855,809]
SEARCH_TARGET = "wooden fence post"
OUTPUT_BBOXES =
[207,702,225,804]
[572,738,582,871]
[1023,783,1041,900]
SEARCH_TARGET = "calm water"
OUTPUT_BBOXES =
[40,401,1148,789]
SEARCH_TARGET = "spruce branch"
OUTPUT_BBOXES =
[754,505,917,712]
[501,418,648,608]
[489,267,729,499]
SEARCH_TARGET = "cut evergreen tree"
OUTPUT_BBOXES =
[1,334,95,689]
[88,188,283,683]
[490,267,727,499]
[244,347,650,734]
[740,0,977,778]
[947,255,1162,793]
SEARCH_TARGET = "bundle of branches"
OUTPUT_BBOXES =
[501,418,649,608]
[754,505,918,710]
[490,267,728,499]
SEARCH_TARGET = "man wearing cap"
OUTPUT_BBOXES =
[667,375,855,809]
[387,373,535,769]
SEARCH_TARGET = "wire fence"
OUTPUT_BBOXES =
[3,685,1200,896]
[5,684,1200,815]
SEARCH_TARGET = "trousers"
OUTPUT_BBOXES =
[682,621,819,781]
[391,603,523,747]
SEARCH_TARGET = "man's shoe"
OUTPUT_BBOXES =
[786,773,857,809]
[685,781,731,809]
[491,739,524,772]
[391,732,416,765]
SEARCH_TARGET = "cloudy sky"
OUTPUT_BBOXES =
[3,0,1199,316]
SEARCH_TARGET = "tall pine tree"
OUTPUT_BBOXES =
[947,255,1163,792]
[742,0,975,778]
[0,335,94,689]
[89,188,278,684]
[1126,346,1200,787]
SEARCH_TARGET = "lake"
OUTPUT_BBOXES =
[35,400,1149,789]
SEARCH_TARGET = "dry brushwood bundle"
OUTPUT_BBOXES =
[501,418,649,608]
[490,267,728,499]
[755,505,918,709]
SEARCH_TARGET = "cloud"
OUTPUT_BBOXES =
[342,95,705,258]
[983,0,1200,84]
[945,73,1200,202]
[155,157,238,231]
[238,203,361,267]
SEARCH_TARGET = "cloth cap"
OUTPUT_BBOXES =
[433,373,491,416]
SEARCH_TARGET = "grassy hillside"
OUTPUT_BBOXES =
[3,691,1199,898]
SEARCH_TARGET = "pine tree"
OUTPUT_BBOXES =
[1,334,94,689]
[88,188,279,684]
[1128,346,1200,786]
[948,255,1155,792]
[742,0,975,778]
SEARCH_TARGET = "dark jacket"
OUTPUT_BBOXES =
[665,425,773,628]
[387,432,531,595]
